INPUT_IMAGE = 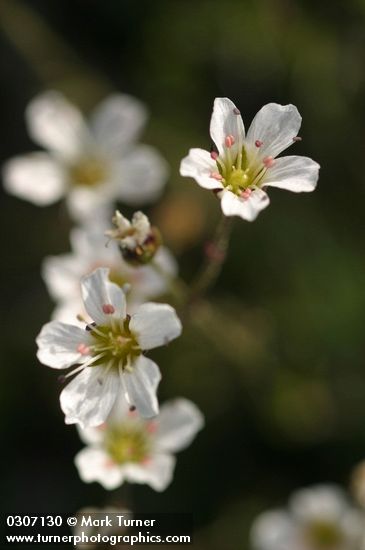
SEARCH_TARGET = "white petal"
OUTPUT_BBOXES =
[81,267,126,325]
[180,148,222,190]
[51,301,89,327]
[74,447,124,490]
[156,398,204,453]
[25,91,89,159]
[130,303,182,350]
[220,188,270,221]
[209,97,245,155]
[121,356,161,418]
[112,145,168,205]
[41,254,84,302]
[91,94,148,154]
[250,510,294,550]
[263,155,320,192]
[66,186,114,223]
[60,366,120,428]
[290,485,347,523]
[123,454,176,491]
[36,321,90,369]
[246,103,302,158]
[76,423,106,446]
[2,153,66,205]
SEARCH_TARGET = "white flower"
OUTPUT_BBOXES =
[42,221,177,326]
[180,98,320,221]
[250,485,364,550]
[3,91,168,220]
[74,396,204,491]
[36,267,182,426]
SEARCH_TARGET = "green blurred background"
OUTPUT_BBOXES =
[1,0,365,548]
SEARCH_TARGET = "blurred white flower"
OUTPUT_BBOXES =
[42,221,177,326]
[250,484,364,550]
[3,91,168,220]
[180,98,319,221]
[75,396,204,491]
[36,267,182,426]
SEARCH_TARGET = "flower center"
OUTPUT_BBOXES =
[106,425,149,464]
[90,317,140,370]
[304,520,344,549]
[69,157,108,187]
[108,269,130,289]
[211,125,275,197]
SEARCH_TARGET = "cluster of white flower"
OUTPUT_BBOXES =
[3,91,323,516]
[250,484,365,550]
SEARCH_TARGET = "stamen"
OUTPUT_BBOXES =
[255,140,263,148]
[77,343,91,355]
[85,322,96,332]
[58,374,66,383]
[102,304,115,314]
[240,188,253,200]
[129,405,136,412]
[104,458,116,469]
[293,136,302,142]
[210,151,219,160]
[233,107,241,115]
[146,421,157,434]
[210,172,223,181]
[263,156,275,168]
[225,134,235,148]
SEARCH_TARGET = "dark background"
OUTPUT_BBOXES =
[1,1,365,548]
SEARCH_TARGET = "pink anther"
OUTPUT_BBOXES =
[240,188,252,200]
[255,140,263,148]
[210,172,223,181]
[102,303,115,314]
[146,421,157,434]
[210,151,219,160]
[225,134,235,148]
[77,343,90,355]
[263,156,275,168]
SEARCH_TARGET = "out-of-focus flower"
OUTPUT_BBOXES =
[42,221,177,325]
[180,98,319,221]
[250,485,364,550]
[74,506,130,549]
[3,91,168,220]
[75,396,204,491]
[351,461,365,509]
[36,267,182,426]
[105,210,162,265]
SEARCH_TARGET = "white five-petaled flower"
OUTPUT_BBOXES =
[3,91,168,220]
[180,98,320,221]
[250,484,364,550]
[36,267,182,426]
[42,220,177,325]
[75,396,204,491]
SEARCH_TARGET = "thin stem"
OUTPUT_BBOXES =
[188,214,233,305]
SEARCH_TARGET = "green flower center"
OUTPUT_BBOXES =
[106,426,149,464]
[305,520,344,549]
[69,157,108,187]
[214,144,268,196]
[90,318,140,370]
[108,269,130,289]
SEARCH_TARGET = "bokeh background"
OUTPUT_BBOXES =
[1,0,365,548]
